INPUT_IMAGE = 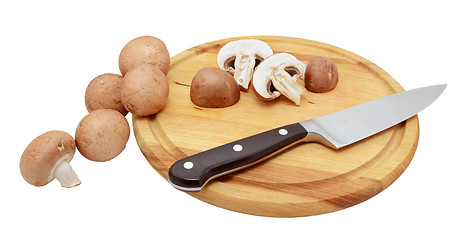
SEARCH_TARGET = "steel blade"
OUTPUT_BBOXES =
[300,84,446,149]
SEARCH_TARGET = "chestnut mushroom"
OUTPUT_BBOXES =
[85,73,128,116]
[304,56,339,93]
[121,63,169,116]
[20,130,81,188]
[75,109,130,162]
[119,36,170,75]
[252,53,306,105]
[190,67,240,108]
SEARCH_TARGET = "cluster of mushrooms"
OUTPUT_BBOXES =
[20,37,339,188]
[20,36,171,188]
[190,39,339,108]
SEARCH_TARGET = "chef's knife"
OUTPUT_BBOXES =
[168,84,446,192]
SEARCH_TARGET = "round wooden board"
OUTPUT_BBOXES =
[132,36,419,217]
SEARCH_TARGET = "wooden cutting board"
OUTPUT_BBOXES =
[132,36,419,217]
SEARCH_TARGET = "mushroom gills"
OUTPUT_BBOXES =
[269,81,277,93]
[224,57,236,74]
[254,57,262,67]
[284,66,300,77]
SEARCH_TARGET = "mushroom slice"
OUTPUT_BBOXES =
[217,39,273,90]
[252,53,306,105]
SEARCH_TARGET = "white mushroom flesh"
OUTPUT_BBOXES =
[217,39,273,90]
[252,53,306,105]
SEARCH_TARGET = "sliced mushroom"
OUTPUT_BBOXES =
[252,53,306,105]
[217,39,273,90]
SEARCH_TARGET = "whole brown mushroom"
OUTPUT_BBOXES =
[85,73,128,116]
[190,67,240,108]
[119,36,170,76]
[75,109,130,162]
[20,130,81,188]
[121,63,169,116]
[304,56,339,93]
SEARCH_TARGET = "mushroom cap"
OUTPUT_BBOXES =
[20,131,76,186]
[252,53,306,101]
[190,67,240,108]
[85,73,128,116]
[121,63,169,116]
[119,36,170,76]
[304,56,339,93]
[217,39,273,71]
[75,109,130,162]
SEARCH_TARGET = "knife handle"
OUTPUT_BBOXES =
[168,123,308,192]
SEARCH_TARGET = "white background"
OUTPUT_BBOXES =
[1,1,472,239]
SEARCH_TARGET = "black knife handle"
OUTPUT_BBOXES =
[168,123,308,192]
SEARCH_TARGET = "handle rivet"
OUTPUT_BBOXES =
[183,161,194,169]
[233,144,243,152]
[278,129,288,135]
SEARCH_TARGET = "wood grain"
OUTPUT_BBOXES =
[132,36,419,217]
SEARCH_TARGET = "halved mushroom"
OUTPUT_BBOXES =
[217,39,273,90]
[190,67,240,108]
[304,56,339,93]
[252,53,306,105]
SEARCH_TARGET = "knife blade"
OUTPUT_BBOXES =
[168,84,446,192]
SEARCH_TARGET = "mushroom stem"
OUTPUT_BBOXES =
[270,70,305,105]
[233,55,255,90]
[54,161,81,188]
